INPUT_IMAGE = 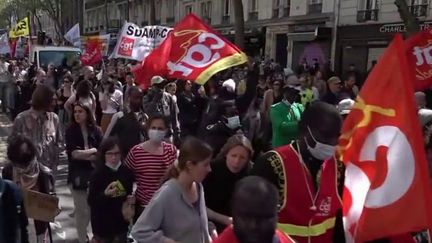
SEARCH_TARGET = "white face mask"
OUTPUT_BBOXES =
[305,126,336,161]
[106,161,121,171]
[226,115,241,130]
[148,129,166,143]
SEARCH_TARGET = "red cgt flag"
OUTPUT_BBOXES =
[80,39,102,66]
[339,34,432,242]
[405,28,432,91]
[133,14,248,89]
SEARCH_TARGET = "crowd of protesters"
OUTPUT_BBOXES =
[1,52,430,243]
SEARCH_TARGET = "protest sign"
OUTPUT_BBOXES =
[112,22,172,61]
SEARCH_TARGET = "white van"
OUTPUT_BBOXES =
[30,45,81,69]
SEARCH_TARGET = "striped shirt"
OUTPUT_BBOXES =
[125,142,177,207]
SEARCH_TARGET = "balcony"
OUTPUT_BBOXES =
[166,16,175,24]
[222,15,230,24]
[308,3,322,14]
[141,21,148,26]
[155,19,161,25]
[248,11,258,21]
[357,9,379,22]
[409,4,428,18]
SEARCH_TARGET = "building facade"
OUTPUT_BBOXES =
[336,0,431,77]
[82,0,338,71]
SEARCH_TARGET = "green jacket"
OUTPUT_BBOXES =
[270,102,304,148]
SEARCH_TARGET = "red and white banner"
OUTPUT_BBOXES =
[339,34,432,242]
[133,14,248,89]
[80,39,102,66]
[405,29,432,90]
[111,22,171,61]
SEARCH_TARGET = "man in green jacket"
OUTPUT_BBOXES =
[270,86,304,148]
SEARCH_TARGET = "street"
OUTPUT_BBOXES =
[0,113,81,243]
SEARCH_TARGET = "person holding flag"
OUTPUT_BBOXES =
[251,101,344,243]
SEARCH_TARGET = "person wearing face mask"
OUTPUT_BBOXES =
[251,101,344,243]
[214,176,295,243]
[270,86,304,148]
[2,134,54,243]
[88,137,134,243]
[124,114,177,222]
[204,100,244,156]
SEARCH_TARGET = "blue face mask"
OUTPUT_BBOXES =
[305,126,336,161]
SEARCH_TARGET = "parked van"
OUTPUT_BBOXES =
[29,45,81,69]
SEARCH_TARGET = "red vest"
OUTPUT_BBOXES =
[213,225,295,243]
[275,145,341,243]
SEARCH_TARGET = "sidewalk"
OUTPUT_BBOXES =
[0,113,79,243]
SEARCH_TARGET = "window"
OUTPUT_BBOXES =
[167,0,175,18]
[250,0,258,12]
[308,0,322,14]
[409,0,428,17]
[185,4,193,15]
[201,1,212,19]
[155,1,162,21]
[365,0,378,9]
[223,0,230,16]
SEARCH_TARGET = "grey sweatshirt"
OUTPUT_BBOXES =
[131,179,210,243]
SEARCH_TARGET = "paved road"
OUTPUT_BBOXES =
[0,113,81,243]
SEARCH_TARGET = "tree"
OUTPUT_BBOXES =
[394,0,420,37]
[233,0,245,50]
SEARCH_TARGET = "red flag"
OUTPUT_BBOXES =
[10,38,17,58]
[339,34,432,242]
[80,39,102,66]
[405,29,432,91]
[133,14,248,89]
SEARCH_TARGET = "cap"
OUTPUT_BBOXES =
[151,75,165,86]
[338,98,355,115]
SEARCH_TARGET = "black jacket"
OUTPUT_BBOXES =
[0,179,29,243]
[203,159,249,232]
[88,164,134,238]
[65,124,103,190]
[203,120,241,156]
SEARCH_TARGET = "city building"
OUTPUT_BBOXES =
[336,0,431,77]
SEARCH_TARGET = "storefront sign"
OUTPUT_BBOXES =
[379,22,432,33]
[290,23,325,33]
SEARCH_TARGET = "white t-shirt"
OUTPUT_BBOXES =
[100,89,123,114]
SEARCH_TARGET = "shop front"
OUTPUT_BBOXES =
[336,21,432,78]
[288,23,332,72]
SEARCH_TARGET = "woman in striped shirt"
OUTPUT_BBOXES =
[125,114,177,220]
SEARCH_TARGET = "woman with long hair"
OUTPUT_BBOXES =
[65,102,103,243]
[203,134,254,233]
[88,137,134,243]
[2,134,54,243]
[131,137,213,243]
[124,114,177,220]
[99,77,123,133]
